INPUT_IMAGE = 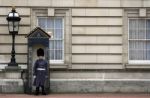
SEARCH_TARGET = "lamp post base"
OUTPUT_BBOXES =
[8,62,18,66]
[5,65,21,79]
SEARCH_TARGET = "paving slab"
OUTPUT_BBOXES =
[0,94,150,98]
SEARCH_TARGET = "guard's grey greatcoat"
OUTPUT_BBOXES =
[33,59,48,87]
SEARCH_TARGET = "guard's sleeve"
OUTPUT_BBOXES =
[45,60,49,77]
[33,60,38,76]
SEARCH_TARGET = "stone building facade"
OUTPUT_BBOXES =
[0,0,150,93]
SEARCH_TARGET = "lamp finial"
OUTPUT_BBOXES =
[12,6,16,12]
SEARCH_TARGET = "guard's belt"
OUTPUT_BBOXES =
[37,68,45,71]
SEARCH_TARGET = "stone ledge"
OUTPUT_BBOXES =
[0,79,150,93]
[5,66,22,71]
[50,64,68,69]
[50,79,150,93]
[0,64,27,70]
[125,64,150,69]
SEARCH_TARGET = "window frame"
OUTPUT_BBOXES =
[37,16,65,64]
[31,8,72,68]
[128,18,150,64]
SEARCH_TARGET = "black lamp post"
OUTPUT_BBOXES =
[6,6,21,66]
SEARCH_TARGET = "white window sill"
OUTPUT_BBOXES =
[49,60,64,64]
[128,60,150,64]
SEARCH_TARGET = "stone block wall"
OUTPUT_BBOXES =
[0,0,150,93]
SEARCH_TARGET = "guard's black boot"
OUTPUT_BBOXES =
[41,86,46,95]
[35,87,39,95]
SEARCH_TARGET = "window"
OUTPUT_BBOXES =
[129,19,150,64]
[38,17,64,63]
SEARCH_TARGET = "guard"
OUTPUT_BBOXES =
[33,48,48,95]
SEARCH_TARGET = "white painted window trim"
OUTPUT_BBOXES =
[32,8,72,67]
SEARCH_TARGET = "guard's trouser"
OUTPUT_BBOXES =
[35,85,46,95]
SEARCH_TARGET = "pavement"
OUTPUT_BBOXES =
[0,94,150,98]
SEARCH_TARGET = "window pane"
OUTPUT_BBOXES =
[47,18,54,29]
[50,50,55,60]
[138,19,145,39]
[55,40,63,50]
[129,19,138,39]
[146,20,150,39]
[47,29,54,39]
[49,40,54,49]
[54,29,63,39]
[55,50,62,60]
[129,41,136,60]
[129,19,134,39]
[38,18,46,28]
[55,18,63,29]
[129,41,146,60]
[147,41,150,60]
[138,41,146,60]
[47,29,54,32]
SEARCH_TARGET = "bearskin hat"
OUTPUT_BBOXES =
[37,48,44,56]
